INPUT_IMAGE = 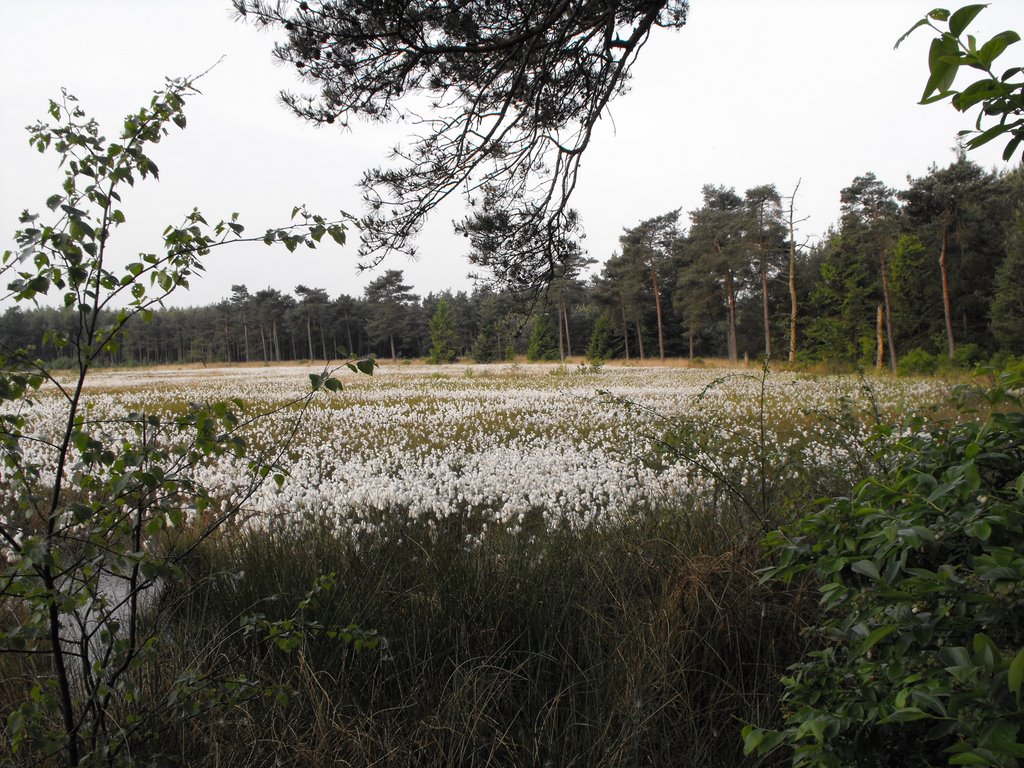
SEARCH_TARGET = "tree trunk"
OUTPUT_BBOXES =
[557,310,565,361]
[635,319,645,360]
[242,308,250,362]
[876,304,885,369]
[939,221,955,359]
[651,267,665,361]
[688,329,694,360]
[621,304,630,361]
[760,244,771,358]
[879,249,897,372]
[787,180,801,364]
[259,323,268,363]
[561,302,573,357]
[725,267,738,363]
[223,316,231,363]
[389,334,396,360]
[344,314,354,356]
[306,313,314,361]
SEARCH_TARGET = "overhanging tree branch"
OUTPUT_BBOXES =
[233,0,688,292]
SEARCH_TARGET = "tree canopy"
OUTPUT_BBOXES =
[233,0,688,291]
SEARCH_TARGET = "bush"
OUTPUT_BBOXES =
[0,77,370,766]
[746,367,1024,767]
[900,347,939,376]
[953,342,987,370]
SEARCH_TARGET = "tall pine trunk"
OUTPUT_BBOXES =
[651,267,665,361]
[879,250,897,372]
[561,302,572,357]
[787,180,801,364]
[620,304,630,361]
[557,311,565,361]
[939,221,955,359]
[760,243,771,358]
[725,267,738,363]
[876,304,885,369]
[242,308,251,362]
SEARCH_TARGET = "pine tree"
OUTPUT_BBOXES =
[526,315,560,361]
[991,225,1024,356]
[427,297,459,363]
[586,313,614,363]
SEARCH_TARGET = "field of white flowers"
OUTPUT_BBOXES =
[12,363,952,536]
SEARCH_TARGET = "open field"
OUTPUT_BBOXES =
[1,363,964,766]
[17,362,952,537]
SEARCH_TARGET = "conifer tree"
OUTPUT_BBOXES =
[428,297,459,363]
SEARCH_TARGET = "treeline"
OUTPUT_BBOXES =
[3,158,1023,370]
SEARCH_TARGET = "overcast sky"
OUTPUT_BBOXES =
[1,0,1019,307]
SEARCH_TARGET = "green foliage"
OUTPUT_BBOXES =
[992,223,1024,356]
[900,347,940,376]
[526,314,559,361]
[954,342,988,369]
[586,312,614,364]
[746,367,1024,767]
[0,79,371,766]
[897,5,1024,160]
[427,296,458,363]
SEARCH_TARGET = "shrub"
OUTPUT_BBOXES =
[900,347,939,376]
[0,77,372,766]
[953,342,987,370]
[746,367,1024,767]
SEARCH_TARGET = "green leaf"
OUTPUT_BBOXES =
[851,559,881,581]
[965,122,1011,148]
[896,17,934,50]
[972,633,999,669]
[923,36,962,101]
[940,646,972,669]
[1008,650,1024,698]
[857,624,898,656]
[979,30,1022,65]
[949,5,986,38]
[981,566,1019,581]
[879,707,931,723]
[966,520,992,540]
[72,431,91,453]
[949,752,991,765]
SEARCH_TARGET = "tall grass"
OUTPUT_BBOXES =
[2,365,939,766]
[131,502,813,767]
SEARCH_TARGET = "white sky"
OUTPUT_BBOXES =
[1,0,1020,307]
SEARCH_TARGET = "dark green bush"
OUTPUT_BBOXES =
[900,347,940,376]
[746,367,1024,767]
[954,343,987,370]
